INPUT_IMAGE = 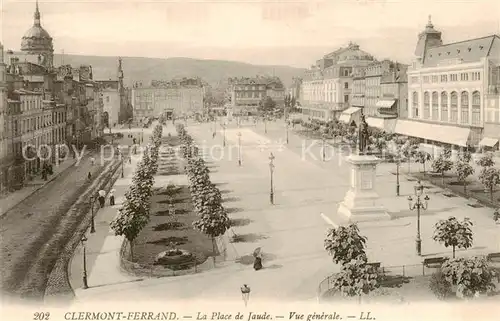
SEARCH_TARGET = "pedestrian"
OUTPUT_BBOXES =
[252,247,263,271]
[212,132,216,139]
[128,156,131,164]
[109,189,115,206]
[90,157,95,166]
[87,172,91,180]
[98,195,105,208]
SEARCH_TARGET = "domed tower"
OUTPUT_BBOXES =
[414,15,442,63]
[21,0,54,69]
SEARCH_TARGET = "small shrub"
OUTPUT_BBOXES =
[429,271,453,300]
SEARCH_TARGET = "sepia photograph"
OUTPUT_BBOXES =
[0,0,499,320]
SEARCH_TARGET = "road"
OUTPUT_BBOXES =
[0,150,111,300]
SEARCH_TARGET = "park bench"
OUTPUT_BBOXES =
[423,257,446,268]
[486,252,500,262]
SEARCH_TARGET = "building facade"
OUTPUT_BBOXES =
[403,17,500,150]
[132,78,205,120]
[227,76,286,115]
[0,42,10,192]
[300,42,376,122]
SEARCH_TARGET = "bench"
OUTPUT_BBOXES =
[423,257,447,267]
[486,252,500,262]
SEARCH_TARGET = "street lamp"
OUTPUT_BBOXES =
[321,133,327,162]
[89,195,96,233]
[240,284,251,307]
[285,121,289,144]
[81,235,89,289]
[237,131,242,167]
[269,152,275,205]
[222,124,226,147]
[396,157,401,196]
[408,180,430,256]
[264,116,267,134]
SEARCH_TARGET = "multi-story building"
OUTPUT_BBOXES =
[300,42,376,123]
[227,76,285,115]
[351,60,408,132]
[402,17,500,151]
[0,42,10,192]
[132,78,204,120]
[287,77,302,101]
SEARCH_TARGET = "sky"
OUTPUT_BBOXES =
[1,0,499,67]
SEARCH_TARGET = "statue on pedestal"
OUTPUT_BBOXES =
[358,114,370,154]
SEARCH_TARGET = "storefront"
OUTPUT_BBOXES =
[338,107,361,125]
[394,119,471,148]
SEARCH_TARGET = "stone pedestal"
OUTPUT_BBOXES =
[337,155,390,222]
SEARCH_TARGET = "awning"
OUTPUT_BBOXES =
[376,100,396,108]
[338,107,361,123]
[394,120,470,147]
[479,137,499,147]
[366,117,385,129]
[338,114,350,123]
[342,107,361,115]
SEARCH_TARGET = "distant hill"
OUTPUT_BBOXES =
[50,54,306,88]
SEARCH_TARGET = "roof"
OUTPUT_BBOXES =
[423,35,500,67]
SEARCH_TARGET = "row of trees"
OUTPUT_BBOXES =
[110,124,163,259]
[324,218,497,301]
[176,124,231,257]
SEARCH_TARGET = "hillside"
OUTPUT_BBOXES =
[50,54,305,88]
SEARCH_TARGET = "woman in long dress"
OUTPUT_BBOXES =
[253,247,263,271]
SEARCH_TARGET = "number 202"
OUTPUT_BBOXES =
[33,312,50,320]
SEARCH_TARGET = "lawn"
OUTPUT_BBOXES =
[129,135,215,268]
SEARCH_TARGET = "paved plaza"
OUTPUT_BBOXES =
[68,120,500,306]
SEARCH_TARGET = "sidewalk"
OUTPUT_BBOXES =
[0,155,83,217]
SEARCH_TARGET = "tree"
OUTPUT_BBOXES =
[330,258,379,301]
[432,216,473,258]
[479,167,500,201]
[258,96,276,114]
[324,223,367,265]
[110,189,150,260]
[401,139,419,173]
[476,152,495,168]
[455,160,475,194]
[415,150,433,175]
[493,208,500,223]
[291,96,297,110]
[432,152,453,184]
[192,208,231,257]
[440,257,497,299]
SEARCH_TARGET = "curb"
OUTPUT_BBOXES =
[0,156,83,217]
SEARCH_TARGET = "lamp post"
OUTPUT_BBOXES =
[408,180,430,256]
[396,158,401,196]
[89,195,96,233]
[81,235,89,289]
[321,133,327,162]
[222,124,226,147]
[264,116,267,134]
[269,152,275,205]
[285,121,289,144]
[237,131,242,166]
[240,284,251,307]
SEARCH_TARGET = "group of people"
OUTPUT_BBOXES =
[97,189,115,207]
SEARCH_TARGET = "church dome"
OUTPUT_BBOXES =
[20,1,53,53]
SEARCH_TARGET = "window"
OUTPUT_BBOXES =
[440,75,448,82]
[423,92,430,119]
[441,92,448,122]
[344,95,349,103]
[460,73,469,81]
[431,76,438,83]
[423,76,430,83]
[471,72,481,81]
[471,91,481,125]
[450,74,458,82]
[450,92,458,122]
[461,91,469,124]
[344,82,349,89]
[411,76,419,84]
[412,92,419,118]
[432,92,439,120]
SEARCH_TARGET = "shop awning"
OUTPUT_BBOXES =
[338,107,361,123]
[376,100,396,108]
[479,137,499,147]
[366,117,385,129]
[342,107,361,115]
[394,120,470,147]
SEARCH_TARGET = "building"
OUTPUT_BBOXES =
[0,42,11,192]
[132,78,204,120]
[227,76,286,115]
[403,16,500,151]
[349,60,408,132]
[300,42,376,122]
[95,58,128,127]
[287,77,302,101]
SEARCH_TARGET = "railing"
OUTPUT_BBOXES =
[317,263,442,302]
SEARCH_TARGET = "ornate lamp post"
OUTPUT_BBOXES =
[408,180,430,256]
[396,157,401,196]
[89,195,96,233]
[222,124,226,147]
[321,133,327,162]
[269,152,275,205]
[240,284,251,307]
[237,131,242,167]
[264,116,267,134]
[81,235,89,289]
